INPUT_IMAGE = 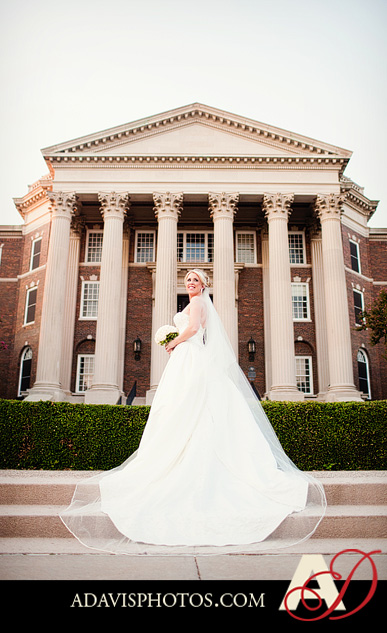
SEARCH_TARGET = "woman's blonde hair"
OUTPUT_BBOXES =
[184,269,211,288]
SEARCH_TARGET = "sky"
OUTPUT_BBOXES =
[0,0,386,228]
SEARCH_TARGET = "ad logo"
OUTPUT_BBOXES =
[279,549,381,621]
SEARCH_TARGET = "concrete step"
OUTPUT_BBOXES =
[0,471,387,539]
[0,470,386,542]
[0,503,386,540]
[1,470,386,505]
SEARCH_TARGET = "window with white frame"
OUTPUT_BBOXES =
[353,289,364,325]
[177,232,214,263]
[30,237,42,271]
[289,232,305,264]
[357,349,371,398]
[18,346,32,395]
[291,283,310,320]
[236,232,256,263]
[76,354,95,392]
[349,240,361,274]
[295,356,313,394]
[24,287,37,325]
[80,281,99,319]
[135,231,155,263]
[86,231,103,263]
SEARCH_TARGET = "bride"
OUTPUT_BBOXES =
[61,269,326,554]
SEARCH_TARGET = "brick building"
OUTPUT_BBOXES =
[0,104,386,403]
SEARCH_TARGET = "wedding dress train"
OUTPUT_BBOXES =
[60,291,326,554]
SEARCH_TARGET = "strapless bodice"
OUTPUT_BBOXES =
[173,312,205,345]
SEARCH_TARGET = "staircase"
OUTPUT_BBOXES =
[1,469,386,540]
[0,470,386,580]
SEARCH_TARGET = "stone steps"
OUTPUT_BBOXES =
[0,470,386,542]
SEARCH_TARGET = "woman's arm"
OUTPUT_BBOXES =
[165,296,203,354]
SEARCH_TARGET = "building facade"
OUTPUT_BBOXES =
[0,103,386,404]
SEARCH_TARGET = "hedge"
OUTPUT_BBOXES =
[0,399,386,471]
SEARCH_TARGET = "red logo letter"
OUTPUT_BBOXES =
[283,549,381,621]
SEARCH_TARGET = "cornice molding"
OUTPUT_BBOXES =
[340,176,379,218]
[46,153,349,171]
[13,176,53,217]
[42,103,353,162]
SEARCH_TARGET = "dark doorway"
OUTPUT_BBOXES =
[177,295,190,312]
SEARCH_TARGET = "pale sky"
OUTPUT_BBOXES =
[0,0,386,227]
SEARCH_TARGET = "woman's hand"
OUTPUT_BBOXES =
[165,339,178,355]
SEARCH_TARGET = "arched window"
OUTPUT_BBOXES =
[18,347,32,397]
[357,349,371,399]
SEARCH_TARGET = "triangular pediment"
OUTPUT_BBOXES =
[42,103,352,162]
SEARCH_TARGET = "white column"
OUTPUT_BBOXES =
[60,215,83,394]
[85,192,129,405]
[310,226,330,398]
[315,194,362,401]
[209,192,239,356]
[263,193,304,401]
[26,191,78,401]
[147,192,183,404]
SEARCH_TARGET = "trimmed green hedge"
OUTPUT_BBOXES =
[0,399,386,471]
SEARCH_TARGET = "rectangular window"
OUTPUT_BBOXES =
[186,233,205,262]
[135,232,155,263]
[177,232,213,263]
[236,232,256,264]
[24,287,37,325]
[30,237,42,271]
[349,240,361,273]
[291,283,310,320]
[353,289,364,325]
[86,231,103,263]
[289,232,305,264]
[76,355,95,392]
[80,281,99,319]
[295,356,313,394]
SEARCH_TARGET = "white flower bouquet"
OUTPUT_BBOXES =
[155,325,179,346]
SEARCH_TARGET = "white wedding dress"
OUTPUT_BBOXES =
[61,290,326,555]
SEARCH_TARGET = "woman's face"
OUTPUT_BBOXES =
[185,273,204,297]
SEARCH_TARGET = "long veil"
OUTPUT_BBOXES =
[60,288,326,555]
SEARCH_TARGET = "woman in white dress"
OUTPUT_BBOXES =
[61,269,326,554]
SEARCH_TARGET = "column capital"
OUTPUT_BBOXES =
[208,192,239,220]
[98,192,130,220]
[315,193,345,222]
[70,214,85,236]
[262,193,294,221]
[47,191,79,219]
[153,192,183,220]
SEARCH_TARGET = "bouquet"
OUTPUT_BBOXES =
[155,325,179,346]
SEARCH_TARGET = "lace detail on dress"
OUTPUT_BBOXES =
[173,312,205,345]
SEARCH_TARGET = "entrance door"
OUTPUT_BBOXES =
[177,295,190,312]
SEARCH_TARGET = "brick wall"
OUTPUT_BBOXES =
[238,265,265,396]
[342,225,387,400]
[0,232,24,398]
[8,223,51,397]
